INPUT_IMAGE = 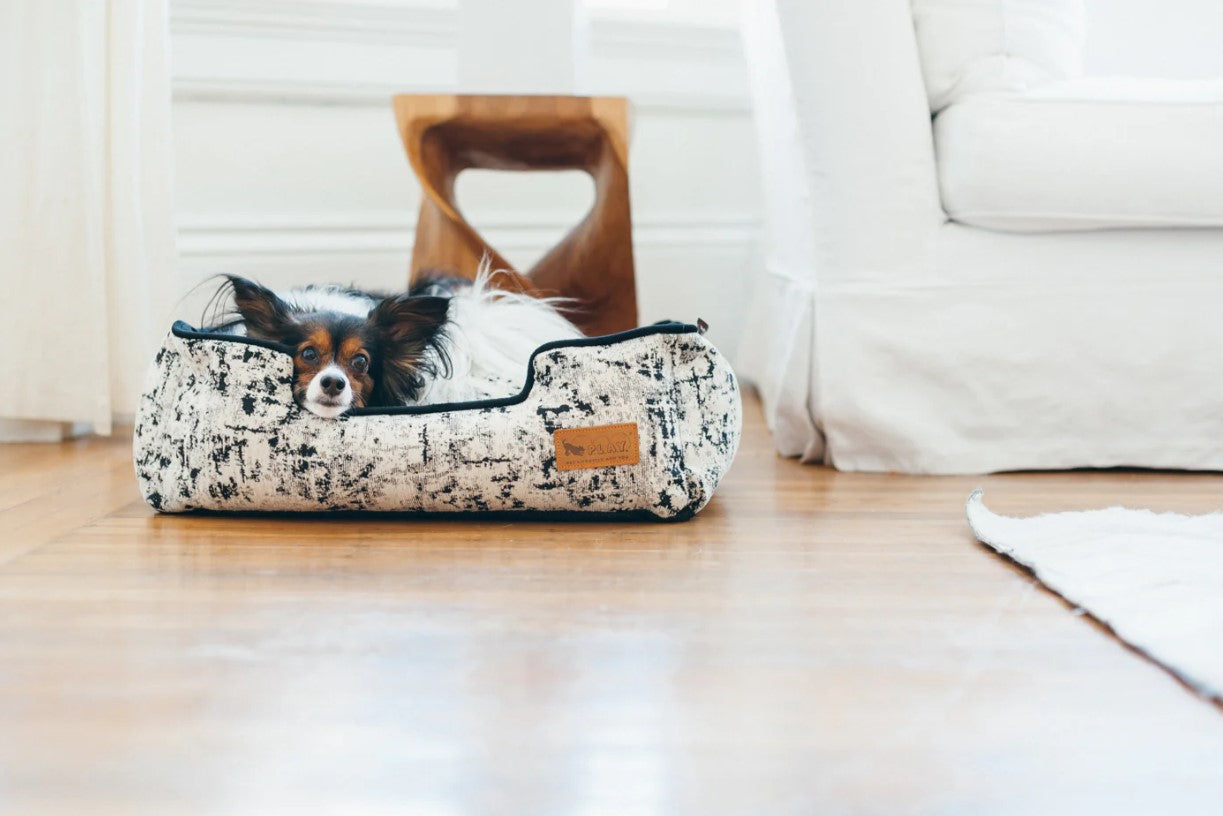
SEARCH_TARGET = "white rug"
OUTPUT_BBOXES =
[967,490,1223,701]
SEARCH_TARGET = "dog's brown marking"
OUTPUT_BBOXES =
[338,336,367,362]
[287,324,377,409]
[338,335,374,407]
[292,326,334,404]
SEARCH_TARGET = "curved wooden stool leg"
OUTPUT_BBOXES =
[392,94,639,336]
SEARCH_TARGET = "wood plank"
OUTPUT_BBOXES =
[0,434,138,565]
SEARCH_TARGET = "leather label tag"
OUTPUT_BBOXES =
[554,423,640,471]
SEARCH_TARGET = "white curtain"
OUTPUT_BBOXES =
[0,0,176,439]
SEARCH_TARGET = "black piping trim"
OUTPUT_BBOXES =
[172,321,297,354]
[170,319,700,417]
[177,506,699,523]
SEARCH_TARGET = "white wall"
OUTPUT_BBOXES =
[169,0,760,363]
[1085,0,1223,78]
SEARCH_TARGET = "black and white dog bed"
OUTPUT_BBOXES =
[133,321,741,520]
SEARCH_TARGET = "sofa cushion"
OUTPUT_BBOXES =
[935,78,1223,231]
[913,0,1084,112]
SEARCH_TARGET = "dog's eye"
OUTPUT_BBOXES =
[300,347,319,363]
[351,353,369,374]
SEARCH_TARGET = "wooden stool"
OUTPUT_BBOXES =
[392,94,638,336]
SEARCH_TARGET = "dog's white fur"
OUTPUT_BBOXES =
[303,364,353,419]
[280,262,582,415]
[283,287,376,319]
[415,266,582,404]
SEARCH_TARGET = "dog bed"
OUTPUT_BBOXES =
[133,320,741,520]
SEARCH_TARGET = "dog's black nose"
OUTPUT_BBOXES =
[320,374,346,397]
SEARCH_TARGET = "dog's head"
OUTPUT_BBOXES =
[226,276,449,417]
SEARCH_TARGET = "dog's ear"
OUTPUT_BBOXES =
[371,294,449,352]
[369,294,450,403]
[228,276,294,340]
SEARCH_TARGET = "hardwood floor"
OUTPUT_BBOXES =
[2,393,1222,815]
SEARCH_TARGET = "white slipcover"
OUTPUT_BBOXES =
[743,0,1223,473]
[937,78,1223,230]
[912,0,1085,112]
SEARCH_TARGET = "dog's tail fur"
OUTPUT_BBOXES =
[414,257,584,404]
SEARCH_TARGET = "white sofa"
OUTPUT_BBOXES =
[742,0,1223,473]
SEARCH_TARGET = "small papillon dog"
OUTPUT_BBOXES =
[210,263,582,418]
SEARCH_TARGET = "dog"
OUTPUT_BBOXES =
[210,263,582,418]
